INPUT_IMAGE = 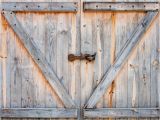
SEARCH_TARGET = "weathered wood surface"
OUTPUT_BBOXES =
[83,2,159,11]
[2,11,76,108]
[0,0,160,120]
[0,2,78,12]
[84,108,160,118]
[85,11,158,108]
[0,108,77,118]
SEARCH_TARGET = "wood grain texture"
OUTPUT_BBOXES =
[85,11,158,108]
[0,1,160,120]
[1,2,78,12]
[2,11,75,108]
[0,108,77,118]
[127,10,143,120]
[84,108,160,118]
[83,2,159,11]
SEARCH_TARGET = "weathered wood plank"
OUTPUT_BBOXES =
[32,11,47,109]
[80,1,95,119]
[85,11,158,108]
[73,0,81,119]
[127,12,143,120]
[115,13,128,112]
[2,11,76,108]
[92,9,103,109]
[0,108,77,118]
[83,2,159,11]
[44,11,58,107]
[56,10,68,108]
[1,2,78,12]
[150,2,159,120]
[84,108,160,118]
[1,12,11,109]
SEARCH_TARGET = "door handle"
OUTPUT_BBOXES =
[68,53,96,62]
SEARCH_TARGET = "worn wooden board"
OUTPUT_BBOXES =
[0,2,78,12]
[0,108,77,118]
[84,108,160,118]
[83,2,159,11]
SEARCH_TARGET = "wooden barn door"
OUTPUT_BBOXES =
[0,0,81,119]
[0,0,160,119]
[81,0,160,119]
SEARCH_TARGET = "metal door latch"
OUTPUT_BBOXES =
[68,53,96,62]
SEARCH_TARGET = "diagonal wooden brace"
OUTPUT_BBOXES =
[85,11,158,108]
[2,11,76,108]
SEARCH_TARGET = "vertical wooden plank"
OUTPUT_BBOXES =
[28,5,47,120]
[44,9,58,108]
[150,0,159,119]
[114,5,128,120]
[55,0,79,118]
[150,3,159,120]
[91,1,115,120]
[68,9,76,120]
[81,1,94,120]
[114,1,136,120]
[1,0,11,110]
[10,18,22,108]
[92,1,113,119]
[19,3,36,120]
[138,15,152,120]
[15,3,32,120]
[107,7,116,111]
[35,3,55,120]
[70,0,81,120]
[106,6,116,120]
[92,5,102,110]
[127,44,139,120]
[56,6,68,109]
[2,2,15,120]
[127,7,143,120]
[139,1,158,120]
[19,14,34,108]
[81,0,93,108]
[67,0,81,120]
[100,0,116,119]
[28,10,46,109]
[30,2,52,120]
[4,9,23,110]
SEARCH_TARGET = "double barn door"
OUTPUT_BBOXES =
[0,0,160,119]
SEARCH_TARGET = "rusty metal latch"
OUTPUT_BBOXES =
[68,53,96,62]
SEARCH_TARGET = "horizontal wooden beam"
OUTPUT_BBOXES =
[0,108,77,118]
[85,12,158,108]
[83,2,159,11]
[84,108,160,118]
[2,11,76,108]
[1,2,78,12]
